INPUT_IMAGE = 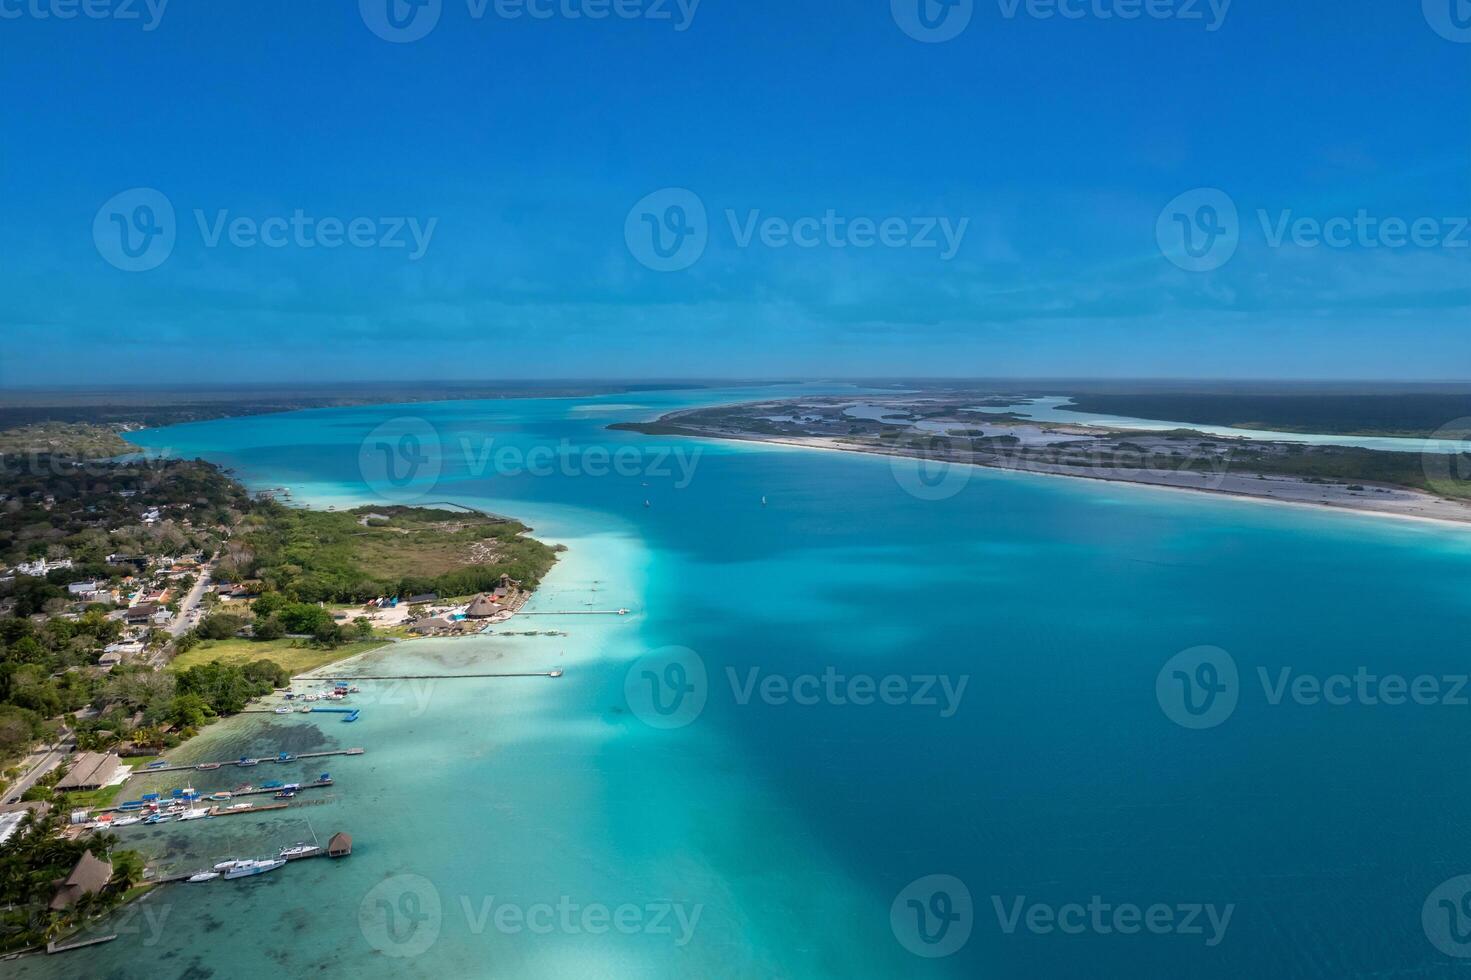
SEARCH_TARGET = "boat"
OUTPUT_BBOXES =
[209,792,232,801]
[213,859,250,871]
[274,790,295,799]
[196,763,221,771]
[643,499,650,508]
[112,816,143,827]
[144,814,173,824]
[273,708,290,715]
[187,871,220,882]
[234,784,253,792]
[237,757,257,766]
[224,859,285,879]
[279,843,317,858]
[177,810,208,821]
[761,495,767,506]
[146,760,169,769]
[549,668,564,678]
[262,781,283,789]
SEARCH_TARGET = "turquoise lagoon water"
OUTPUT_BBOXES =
[21,384,1471,979]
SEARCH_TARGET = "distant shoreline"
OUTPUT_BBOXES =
[613,419,1471,530]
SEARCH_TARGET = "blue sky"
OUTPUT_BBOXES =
[1,0,1468,384]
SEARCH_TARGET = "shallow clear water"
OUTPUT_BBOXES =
[22,384,1471,978]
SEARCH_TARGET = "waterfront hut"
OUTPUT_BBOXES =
[464,594,503,619]
[327,832,352,857]
[49,850,112,910]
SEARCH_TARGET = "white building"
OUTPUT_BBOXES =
[15,557,73,577]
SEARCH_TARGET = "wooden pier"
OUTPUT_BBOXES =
[516,609,630,616]
[125,747,364,777]
[297,670,563,681]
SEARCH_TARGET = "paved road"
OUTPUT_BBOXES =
[3,736,72,804]
[169,561,214,638]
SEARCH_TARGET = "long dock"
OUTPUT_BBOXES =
[516,609,630,616]
[125,747,364,777]
[297,670,563,681]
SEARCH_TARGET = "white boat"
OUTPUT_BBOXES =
[213,859,249,871]
[273,708,290,714]
[177,810,208,821]
[226,803,253,810]
[112,816,142,827]
[187,871,219,882]
[224,859,285,879]
[279,843,318,859]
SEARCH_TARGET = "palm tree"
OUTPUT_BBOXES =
[108,850,145,893]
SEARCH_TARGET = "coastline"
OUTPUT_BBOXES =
[618,421,1471,531]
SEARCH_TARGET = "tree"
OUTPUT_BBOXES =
[165,692,212,728]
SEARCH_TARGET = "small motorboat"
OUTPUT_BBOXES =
[196,763,221,771]
[187,871,219,882]
[273,708,290,715]
[112,816,143,827]
[549,668,564,678]
[274,790,295,799]
[214,859,249,871]
[177,810,208,821]
[278,843,317,858]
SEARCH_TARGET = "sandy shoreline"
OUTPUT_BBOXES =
[637,424,1471,531]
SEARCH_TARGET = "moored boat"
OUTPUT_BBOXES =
[223,858,285,879]
[187,871,219,882]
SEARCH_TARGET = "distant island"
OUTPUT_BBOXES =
[612,388,1471,525]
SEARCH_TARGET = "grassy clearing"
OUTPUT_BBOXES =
[168,637,388,676]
